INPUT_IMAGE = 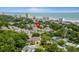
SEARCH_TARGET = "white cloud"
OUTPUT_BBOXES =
[27,8,51,13]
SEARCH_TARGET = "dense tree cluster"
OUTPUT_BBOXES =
[13,18,34,29]
[0,15,79,52]
[0,30,29,52]
[35,20,79,52]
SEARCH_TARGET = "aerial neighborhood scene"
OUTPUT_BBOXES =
[0,7,79,52]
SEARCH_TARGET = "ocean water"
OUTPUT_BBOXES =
[31,13,79,20]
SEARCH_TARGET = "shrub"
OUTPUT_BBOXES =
[45,41,58,52]
[32,33,40,37]
[58,39,65,46]
[66,45,77,52]
[35,47,45,52]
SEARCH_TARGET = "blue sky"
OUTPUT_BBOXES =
[0,7,79,13]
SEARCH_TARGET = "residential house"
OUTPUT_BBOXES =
[28,37,41,45]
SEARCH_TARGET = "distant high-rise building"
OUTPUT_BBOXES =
[26,13,28,18]
[58,18,64,23]
[0,12,5,15]
[33,16,36,19]
[43,16,49,21]
[15,14,21,18]
[26,13,32,19]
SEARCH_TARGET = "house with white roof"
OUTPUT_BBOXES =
[22,45,37,52]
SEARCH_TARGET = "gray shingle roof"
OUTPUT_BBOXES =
[28,37,40,43]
